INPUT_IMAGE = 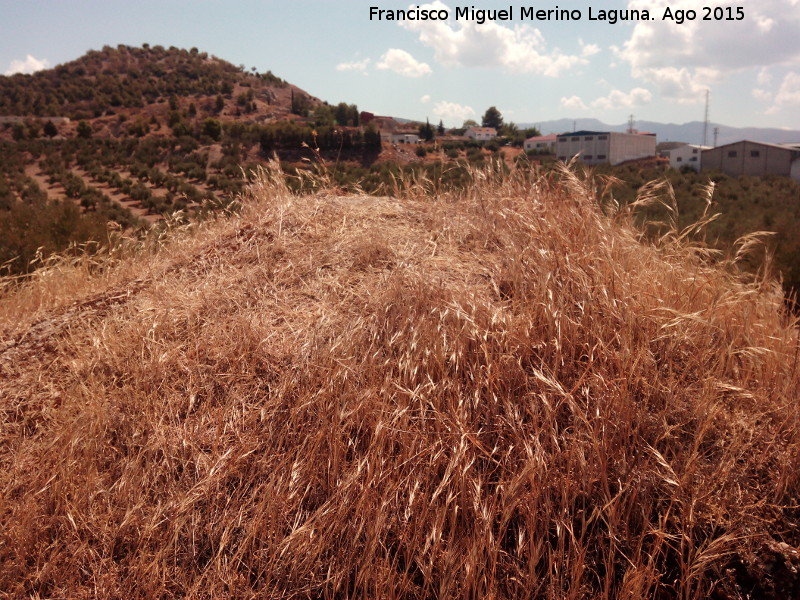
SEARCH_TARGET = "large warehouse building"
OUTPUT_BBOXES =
[701,140,800,181]
[556,131,656,166]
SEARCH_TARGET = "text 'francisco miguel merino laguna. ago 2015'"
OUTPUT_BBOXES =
[368,5,745,25]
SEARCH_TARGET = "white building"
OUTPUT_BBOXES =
[664,143,709,171]
[524,133,557,153]
[465,127,497,142]
[390,129,421,144]
[556,131,656,166]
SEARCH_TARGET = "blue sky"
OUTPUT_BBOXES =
[2,1,800,131]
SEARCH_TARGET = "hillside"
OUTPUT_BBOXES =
[0,44,317,123]
[1,165,799,598]
[0,45,375,275]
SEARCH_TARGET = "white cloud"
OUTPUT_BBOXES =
[773,72,800,108]
[625,66,719,104]
[591,88,653,111]
[579,39,600,58]
[376,48,432,77]
[753,14,776,34]
[432,100,475,124]
[616,0,800,100]
[560,96,588,110]
[420,94,431,104]
[752,88,773,103]
[336,58,370,73]
[5,54,50,76]
[400,1,586,76]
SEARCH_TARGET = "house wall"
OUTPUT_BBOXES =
[556,133,611,164]
[702,141,799,179]
[391,133,420,144]
[667,144,704,171]
[557,132,656,165]
[607,133,656,165]
[791,159,800,183]
[466,128,496,141]
[524,139,556,152]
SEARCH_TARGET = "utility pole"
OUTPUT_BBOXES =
[703,89,710,147]
[627,114,635,134]
[713,127,719,148]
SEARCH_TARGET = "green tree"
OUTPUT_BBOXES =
[43,120,58,138]
[11,122,25,141]
[171,120,192,137]
[333,102,359,126]
[313,104,335,127]
[76,120,92,139]
[127,119,149,137]
[481,106,503,130]
[334,102,350,126]
[363,124,381,149]
[523,126,541,138]
[438,120,445,136]
[291,91,311,117]
[500,121,518,137]
[202,118,222,141]
[418,118,434,142]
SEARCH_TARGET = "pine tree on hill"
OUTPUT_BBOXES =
[482,106,503,130]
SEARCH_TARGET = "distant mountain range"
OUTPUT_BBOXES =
[521,118,800,147]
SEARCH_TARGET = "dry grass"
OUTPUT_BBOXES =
[1,162,799,599]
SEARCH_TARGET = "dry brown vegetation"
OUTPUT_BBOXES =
[1,163,799,599]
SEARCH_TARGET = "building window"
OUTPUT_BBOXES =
[676,157,683,162]
[558,156,566,161]
[750,150,760,157]
[689,157,697,162]
[728,151,737,158]
[692,148,698,154]
[584,155,593,160]
[598,135,608,140]
[558,137,568,142]
[597,154,607,160]
[572,138,580,142]
[584,136,593,141]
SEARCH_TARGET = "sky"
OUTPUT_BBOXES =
[2,0,800,131]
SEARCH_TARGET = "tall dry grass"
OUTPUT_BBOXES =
[1,162,799,599]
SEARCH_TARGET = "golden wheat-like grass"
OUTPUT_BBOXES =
[1,162,798,599]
